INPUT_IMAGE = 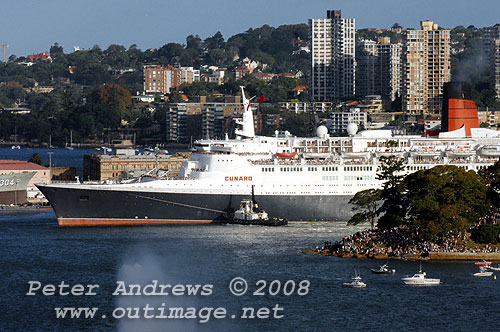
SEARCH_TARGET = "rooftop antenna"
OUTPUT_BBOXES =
[1,43,8,62]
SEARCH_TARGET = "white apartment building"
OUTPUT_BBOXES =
[310,10,356,101]
[180,67,200,82]
[279,102,335,114]
[329,108,367,134]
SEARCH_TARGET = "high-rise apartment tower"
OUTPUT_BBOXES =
[402,20,450,114]
[356,37,402,102]
[310,10,356,101]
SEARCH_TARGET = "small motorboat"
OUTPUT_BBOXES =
[401,266,440,286]
[474,260,492,267]
[487,264,500,271]
[473,266,494,277]
[343,273,367,288]
[370,263,396,274]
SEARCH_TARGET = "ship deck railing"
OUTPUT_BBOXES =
[235,152,270,156]
[250,156,499,167]
[251,159,274,165]
[50,180,79,183]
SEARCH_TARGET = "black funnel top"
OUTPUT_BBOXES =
[441,82,472,132]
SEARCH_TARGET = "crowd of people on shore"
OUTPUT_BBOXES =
[322,214,500,258]
[472,208,500,229]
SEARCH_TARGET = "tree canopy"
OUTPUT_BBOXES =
[405,166,488,240]
[376,156,407,229]
[350,160,491,241]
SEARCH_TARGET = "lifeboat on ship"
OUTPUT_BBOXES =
[479,145,500,157]
[409,147,441,158]
[276,152,297,158]
[341,151,370,159]
[374,151,405,158]
[445,147,475,158]
[302,152,331,159]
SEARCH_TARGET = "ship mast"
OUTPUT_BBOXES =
[234,86,255,140]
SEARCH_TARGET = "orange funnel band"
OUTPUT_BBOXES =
[447,98,479,137]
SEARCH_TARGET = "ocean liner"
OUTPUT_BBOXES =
[37,84,500,226]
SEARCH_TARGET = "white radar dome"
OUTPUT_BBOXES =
[316,125,328,137]
[346,123,358,136]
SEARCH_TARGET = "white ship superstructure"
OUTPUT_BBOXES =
[37,87,500,226]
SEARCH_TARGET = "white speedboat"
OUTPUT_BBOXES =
[487,264,500,271]
[370,263,396,274]
[401,266,440,285]
[473,267,494,277]
[343,273,367,288]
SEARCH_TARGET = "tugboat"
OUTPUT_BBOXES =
[220,186,287,226]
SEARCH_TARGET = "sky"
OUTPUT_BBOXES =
[1,0,499,58]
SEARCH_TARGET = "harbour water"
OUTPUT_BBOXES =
[1,210,500,332]
[1,148,500,331]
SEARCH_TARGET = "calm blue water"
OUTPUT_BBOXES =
[1,149,500,331]
[0,147,100,178]
[0,210,499,332]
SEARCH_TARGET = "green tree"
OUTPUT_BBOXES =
[186,35,203,52]
[376,156,408,229]
[279,112,310,137]
[49,43,65,62]
[28,153,42,165]
[471,224,500,244]
[348,189,381,230]
[204,31,225,50]
[168,92,184,103]
[405,166,488,240]
[479,159,500,207]
[156,43,186,64]
[89,83,132,116]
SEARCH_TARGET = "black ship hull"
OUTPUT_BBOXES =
[37,184,353,226]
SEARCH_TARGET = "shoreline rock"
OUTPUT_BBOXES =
[302,248,500,261]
